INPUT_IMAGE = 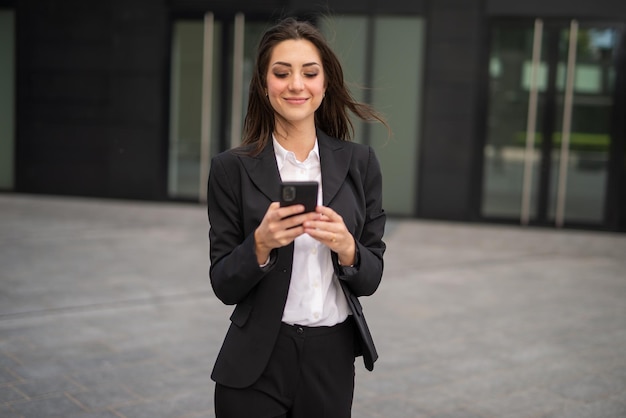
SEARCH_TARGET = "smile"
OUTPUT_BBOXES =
[284,98,308,104]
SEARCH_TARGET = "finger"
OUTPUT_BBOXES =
[303,225,338,246]
[278,204,306,220]
[321,230,339,248]
[316,205,341,222]
[283,212,318,231]
[278,223,310,246]
[264,202,283,221]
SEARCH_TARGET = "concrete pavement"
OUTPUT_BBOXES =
[0,193,625,418]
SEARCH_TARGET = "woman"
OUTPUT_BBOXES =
[207,16,388,418]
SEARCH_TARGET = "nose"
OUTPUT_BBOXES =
[289,74,304,91]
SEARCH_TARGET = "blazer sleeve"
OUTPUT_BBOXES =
[334,146,386,297]
[207,153,274,305]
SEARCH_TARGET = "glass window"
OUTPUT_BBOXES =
[322,15,426,216]
[168,20,205,199]
[319,16,369,142]
[168,17,266,200]
[370,16,425,216]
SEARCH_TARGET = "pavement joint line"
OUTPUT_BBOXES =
[0,291,214,321]
[393,251,560,271]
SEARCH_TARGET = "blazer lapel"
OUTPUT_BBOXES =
[239,141,282,202]
[239,131,352,206]
[318,130,352,205]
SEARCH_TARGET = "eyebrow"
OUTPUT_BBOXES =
[271,61,320,68]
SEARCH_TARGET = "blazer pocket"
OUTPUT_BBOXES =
[229,303,252,328]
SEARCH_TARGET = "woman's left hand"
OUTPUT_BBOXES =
[303,206,356,266]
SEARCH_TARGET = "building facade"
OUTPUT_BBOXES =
[1,0,625,232]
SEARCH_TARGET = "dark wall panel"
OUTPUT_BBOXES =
[17,122,109,196]
[487,0,626,19]
[16,0,168,200]
[417,0,486,220]
[167,0,425,16]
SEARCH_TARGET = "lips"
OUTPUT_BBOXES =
[284,98,308,104]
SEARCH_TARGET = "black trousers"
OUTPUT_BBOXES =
[215,317,356,418]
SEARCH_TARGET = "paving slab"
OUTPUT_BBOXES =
[1,193,625,418]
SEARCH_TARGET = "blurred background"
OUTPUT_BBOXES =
[0,0,625,233]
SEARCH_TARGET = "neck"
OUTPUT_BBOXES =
[274,121,317,161]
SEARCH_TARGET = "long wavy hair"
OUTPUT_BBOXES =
[241,17,389,155]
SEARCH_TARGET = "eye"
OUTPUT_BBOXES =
[304,72,319,78]
[273,72,289,79]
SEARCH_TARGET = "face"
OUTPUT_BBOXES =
[266,39,326,128]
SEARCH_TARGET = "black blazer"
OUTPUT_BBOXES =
[207,130,386,388]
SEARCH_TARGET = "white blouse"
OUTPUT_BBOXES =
[273,136,349,327]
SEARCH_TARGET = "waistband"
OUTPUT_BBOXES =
[280,316,354,338]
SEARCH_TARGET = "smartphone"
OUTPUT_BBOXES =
[279,181,318,214]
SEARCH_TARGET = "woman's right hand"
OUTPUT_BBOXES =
[254,202,318,265]
[253,202,318,264]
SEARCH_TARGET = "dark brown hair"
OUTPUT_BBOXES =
[241,17,389,155]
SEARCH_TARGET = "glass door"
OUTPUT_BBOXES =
[167,13,266,201]
[481,19,624,228]
[550,22,620,226]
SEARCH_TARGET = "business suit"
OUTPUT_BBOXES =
[207,129,386,390]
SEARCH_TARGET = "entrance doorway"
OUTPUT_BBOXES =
[481,19,625,229]
[166,13,426,215]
